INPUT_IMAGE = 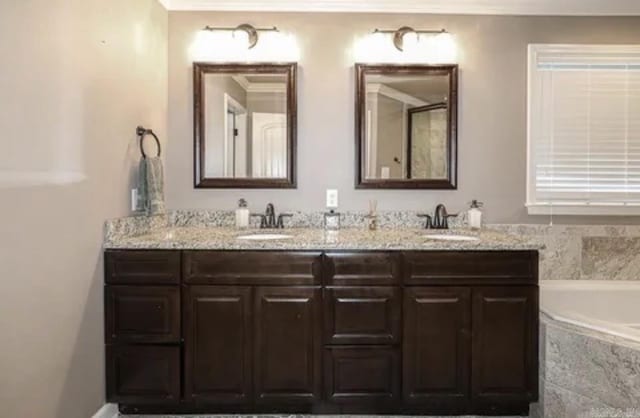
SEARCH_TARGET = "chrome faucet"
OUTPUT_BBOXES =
[251,203,292,229]
[418,203,457,229]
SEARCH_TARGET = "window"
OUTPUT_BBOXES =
[527,44,640,215]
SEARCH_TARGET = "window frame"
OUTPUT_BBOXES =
[526,43,640,216]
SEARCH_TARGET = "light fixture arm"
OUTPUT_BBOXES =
[202,24,279,49]
[373,27,448,51]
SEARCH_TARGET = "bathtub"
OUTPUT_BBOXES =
[537,280,640,417]
[540,280,640,344]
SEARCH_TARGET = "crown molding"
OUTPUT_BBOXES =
[231,75,286,93]
[367,83,427,107]
[164,0,640,15]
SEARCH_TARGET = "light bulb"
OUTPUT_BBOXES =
[402,31,419,53]
[190,29,215,60]
[434,32,457,63]
[232,28,250,50]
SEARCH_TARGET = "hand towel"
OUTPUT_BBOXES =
[138,156,166,215]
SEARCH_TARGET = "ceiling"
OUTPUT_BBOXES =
[158,0,640,15]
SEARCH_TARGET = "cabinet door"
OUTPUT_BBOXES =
[403,287,471,413]
[471,286,538,413]
[254,286,322,405]
[184,286,252,404]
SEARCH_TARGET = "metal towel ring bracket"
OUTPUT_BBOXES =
[136,126,161,158]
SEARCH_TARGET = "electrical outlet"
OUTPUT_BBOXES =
[131,188,139,212]
[326,189,338,208]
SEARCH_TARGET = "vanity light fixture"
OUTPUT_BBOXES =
[202,24,279,49]
[373,27,449,52]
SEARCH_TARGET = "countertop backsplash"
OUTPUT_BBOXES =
[104,210,640,281]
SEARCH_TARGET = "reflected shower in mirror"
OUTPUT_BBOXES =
[356,64,458,189]
[194,63,296,188]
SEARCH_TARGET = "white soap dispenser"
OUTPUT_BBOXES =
[236,199,250,229]
[467,200,484,230]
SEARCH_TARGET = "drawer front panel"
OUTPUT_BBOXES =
[404,251,537,285]
[324,287,401,344]
[106,345,180,404]
[324,346,400,404]
[325,252,401,285]
[105,251,181,285]
[184,251,322,285]
[105,286,180,343]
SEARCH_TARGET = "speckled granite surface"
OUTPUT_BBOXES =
[104,211,640,279]
[536,315,640,417]
[104,226,542,251]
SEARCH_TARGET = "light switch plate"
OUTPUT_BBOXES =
[131,188,139,212]
[326,189,338,208]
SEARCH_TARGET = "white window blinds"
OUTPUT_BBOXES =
[527,44,640,215]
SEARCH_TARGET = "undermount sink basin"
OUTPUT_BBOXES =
[236,233,293,241]
[423,234,480,242]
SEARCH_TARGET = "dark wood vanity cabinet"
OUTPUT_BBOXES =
[105,249,538,415]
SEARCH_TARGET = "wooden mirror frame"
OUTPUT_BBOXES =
[355,64,458,189]
[194,62,297,188]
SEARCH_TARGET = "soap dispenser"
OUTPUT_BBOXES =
[467,200,484,230]
[236,199,250,229]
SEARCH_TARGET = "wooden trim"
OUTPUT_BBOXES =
[193,62,297,189]
[355,64,458,189]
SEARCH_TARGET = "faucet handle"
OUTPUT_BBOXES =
[250,213,267,229]
[276,213,293,229]
[417,214,433,229]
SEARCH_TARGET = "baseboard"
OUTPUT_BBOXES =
[92,403,118,418]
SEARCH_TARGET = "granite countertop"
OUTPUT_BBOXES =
[103,226,544,251]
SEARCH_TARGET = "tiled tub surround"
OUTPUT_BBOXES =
[535,315,640,418]
[534,280,640,418]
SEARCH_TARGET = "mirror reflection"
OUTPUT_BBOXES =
[363,73,450,181]
[204,72,288,178]
[194,63,296,188]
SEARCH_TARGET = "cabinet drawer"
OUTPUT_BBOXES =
[324,287,401,344]
[404,251,537,285]
[324,346,400,404]
[105,286,180,343]
[184,251,322,285]
[106,345,180,404]
[325,252,401,285]
[105,251,181,285]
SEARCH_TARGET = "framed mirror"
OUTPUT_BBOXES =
[194,63,297,188]
[355,64,458,189]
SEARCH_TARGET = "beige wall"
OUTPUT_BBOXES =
[0,1,167,417]
[168,12,640,223]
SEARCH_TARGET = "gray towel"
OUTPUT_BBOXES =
[138,156,166,215]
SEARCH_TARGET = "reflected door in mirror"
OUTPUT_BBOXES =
[194,63,297,188]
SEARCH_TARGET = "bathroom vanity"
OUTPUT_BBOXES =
[104,229,539,416]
